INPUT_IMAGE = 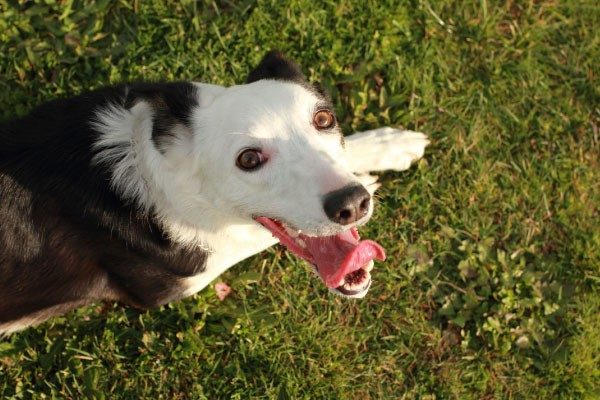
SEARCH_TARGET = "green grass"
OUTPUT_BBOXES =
[1,0,599,398]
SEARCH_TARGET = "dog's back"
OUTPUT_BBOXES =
[1,94,109,331]
[0,86,207,334]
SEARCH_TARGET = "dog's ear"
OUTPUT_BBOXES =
[246,50,306,83]
[125,83,198,153]
[311,82,330,100]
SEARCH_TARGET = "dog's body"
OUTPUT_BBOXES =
[0,52,428,335]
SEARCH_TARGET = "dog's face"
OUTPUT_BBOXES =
[193,79,371,236]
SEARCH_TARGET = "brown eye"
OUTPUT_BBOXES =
[236,149,264,171]
[313,109,335,130]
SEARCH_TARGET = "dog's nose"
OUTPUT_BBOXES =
[323,185,371,225]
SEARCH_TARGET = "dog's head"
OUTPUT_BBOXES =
[197,52,373,232]
[94,51,385,298]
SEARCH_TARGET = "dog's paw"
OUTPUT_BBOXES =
[345,127,430,174]
[355,173,381,196]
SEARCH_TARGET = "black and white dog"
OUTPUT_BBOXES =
[0,51,428,334]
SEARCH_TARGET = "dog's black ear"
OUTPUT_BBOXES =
[246,50,306,83]
[125,82,198,153]
[311,82,330,101]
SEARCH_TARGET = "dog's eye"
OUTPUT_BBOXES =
[236,149,264,171]
[313,109,335,130]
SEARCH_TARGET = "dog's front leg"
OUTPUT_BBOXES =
[345,127,429,175]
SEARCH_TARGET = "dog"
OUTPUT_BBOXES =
[0,51,428,335]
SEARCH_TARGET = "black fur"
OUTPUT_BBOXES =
[246,50,306,84]
[247,51,331,101]
[0,82,207,329]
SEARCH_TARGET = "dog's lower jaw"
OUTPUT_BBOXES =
[308,261,374,299]
[329,278,371,299]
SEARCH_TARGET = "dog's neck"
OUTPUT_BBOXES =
[129,162,279,295]
[161,210,277,296]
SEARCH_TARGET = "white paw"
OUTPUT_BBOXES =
[355,173,381,196]
[345,128,430,174]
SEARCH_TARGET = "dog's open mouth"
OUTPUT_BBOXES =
[255,217,385,296]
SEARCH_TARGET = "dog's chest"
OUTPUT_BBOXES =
[180,223,278,296]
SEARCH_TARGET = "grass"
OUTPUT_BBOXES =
[0,0,598,398]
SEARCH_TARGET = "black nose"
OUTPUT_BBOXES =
[323,185,371,225]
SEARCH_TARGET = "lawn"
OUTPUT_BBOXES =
[0,0,598,398]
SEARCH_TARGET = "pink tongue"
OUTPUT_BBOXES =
[255,217,386,288]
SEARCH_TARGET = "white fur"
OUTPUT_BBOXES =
[92,101,167,211]
[93,81,429,297]
[345,128,430,174]
[0,318,38,335]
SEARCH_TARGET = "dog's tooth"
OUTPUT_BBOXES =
[365,260,374,272]
[310,264,320,276]
[296,238,307,248]
[288,229,300,238]
[344,281,362,291]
